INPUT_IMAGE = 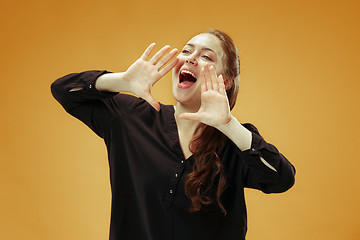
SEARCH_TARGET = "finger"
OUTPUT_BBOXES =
[149,45,171,65]
[179,112,201,121]
[159,57,179,77]
[218,75,227,95]
[140,43,156,60]
[205,65,212,91]
[155,48,178,69]
[209,66,218,91]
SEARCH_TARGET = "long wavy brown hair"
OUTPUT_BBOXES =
[184,29,241,215]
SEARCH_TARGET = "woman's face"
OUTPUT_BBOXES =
[172,33,225,108]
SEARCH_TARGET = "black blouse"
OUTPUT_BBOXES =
[51,70,295,240]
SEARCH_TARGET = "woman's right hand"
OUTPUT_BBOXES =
[95,43,178,111]
[123,43,178,111]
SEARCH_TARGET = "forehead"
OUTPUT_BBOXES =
[185,33,224,58]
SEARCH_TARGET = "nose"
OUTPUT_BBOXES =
[185,58,198,66]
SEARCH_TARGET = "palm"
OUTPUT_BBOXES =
[125,58,161,96]
[123,43,178,111]
[180,65,232,128]
[197,90,230,126]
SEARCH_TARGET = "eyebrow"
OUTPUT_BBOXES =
[185,43,216,54]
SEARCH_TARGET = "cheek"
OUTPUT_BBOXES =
[172,61,182,82]
[202,62,221,76]
[215,63,225,76]
[173,58,185,72]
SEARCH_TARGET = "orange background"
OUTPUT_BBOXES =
[1,0,359,239]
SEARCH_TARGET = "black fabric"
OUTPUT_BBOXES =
[51,70,296,240]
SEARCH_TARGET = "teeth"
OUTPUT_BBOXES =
[181,70,196,79]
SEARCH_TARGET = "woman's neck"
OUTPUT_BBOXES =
[174,102,201,159]
[174,102,200,133]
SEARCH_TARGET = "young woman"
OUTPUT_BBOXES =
[51,29,295,240]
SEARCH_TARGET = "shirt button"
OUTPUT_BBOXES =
[89,84,92,89]
[170,190,173,194]
[251,148,256,152]
[181,160,184,164]
[175,173,178,177]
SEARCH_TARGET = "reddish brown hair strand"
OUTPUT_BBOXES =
[184,29,241,215]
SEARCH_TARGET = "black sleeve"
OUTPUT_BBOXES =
[50,70,135,138]
[240,123,296,193]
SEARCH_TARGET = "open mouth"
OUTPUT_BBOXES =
[179,70,197,88]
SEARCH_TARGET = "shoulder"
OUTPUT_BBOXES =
[107,93,149,114]
[108,93,174,119]
[112,93,142,106]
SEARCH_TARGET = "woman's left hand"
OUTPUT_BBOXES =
[179,65,232,128]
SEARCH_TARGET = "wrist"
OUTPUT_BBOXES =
[215,115,235,132]
[216,116,252,151]
[95,72,128,92]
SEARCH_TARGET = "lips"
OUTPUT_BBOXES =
[178,69,197,89]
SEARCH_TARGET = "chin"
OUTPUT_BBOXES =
[173,91,200,109]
